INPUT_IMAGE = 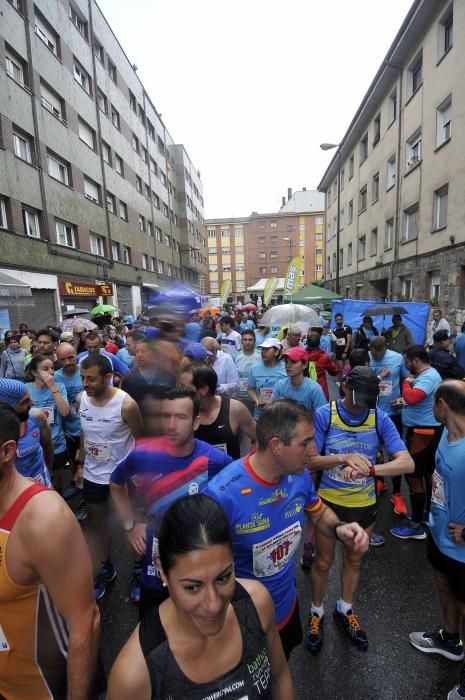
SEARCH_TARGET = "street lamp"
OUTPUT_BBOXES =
[320,142,341,294]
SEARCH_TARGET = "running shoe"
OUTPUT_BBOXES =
[94,563,117,601]
[333,609,368,649]
[75,501,89,522]
[448,668,465,700]
[409,630,464,661]
[304,613,324,654]
[369,533,385,547]
[130,567,143,604]
[63,482,79,500]
[390,524,427,540]
[300,540,315,570]
[406,511,429,526]
[376,479,386,495]
[391,493,407,516]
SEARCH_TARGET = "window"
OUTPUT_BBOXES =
[56,220,75,247]
[34,13,58,56]
[111,105,120,130]
[7,0,22,10]
[107,59,117,83]
[436,95,452,146]
[141,146,147,164]
[208,229,216,238]
[157,136,165,153]
[119,200,128,221]
[347,242,353,266]
[47,151,70,185]
[408,52,423,98]
[406,128,422,169]
[286,224,293,232]
[111,242,119,261]
[141,254,148,270]
[115,153,123,176]
[145,183,151,200]
[339,249,343,269]
[372,173,379,203]
[348,154,354,179]
[40,81,64,121]
[257,236,265,244]
[123,246,131,264]
[84,176,100,203]
[78,118,95,150]
[315,248,323,256]
[359,185,367,213]
[13,128,32,163]
[160,170,167,187]
[93,38,104,63]
[97,89,108,115]
[433,184,448,230]
[269,221,277,228]
[370,228,378,256]
[73,59,91,95]
[270,266,278,273]
[258,252,266,259]
[315,264,322,272]
[403,203,419,241]
[150,158,157,176]
[385,218,394,250]
[90,234,105,256]
[155,227,162,242]
[136,176,142,193]
[235,227,243,236]
[360,133,368,164]
[150,256,155,272]
[69,4,88,39]
[129,91,136,112]
[208,250,217,257]
[326,190,331,209]
[270,251,278,259]
[157,260,164,274]
[164,233,170,247]
[315,216,324,226]
[138,215,145,232]
[6,47,26,85]
[358,236,366,261]
[105,191,115,213]
[373,114,381,147]
[101,140,111,165]
[402,277,413,301]
[387,155,396,189]
[148,221,153,237]
[147,120,155,140]
[388,90,397,124]
[209,264,218,273]
[23,207,40,238]
[162,202,169,217]
[132,133,139,154]
[0,198,7,229]
[438,5,453,59]
[430,270,441,301]
[259,267,267,274]
[222,248,231,255]
[222,265,231,272]
[138,105,146,125]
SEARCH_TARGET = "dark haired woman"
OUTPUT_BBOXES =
[108,494,294,699]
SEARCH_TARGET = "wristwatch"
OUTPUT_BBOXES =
[123,519,135,532]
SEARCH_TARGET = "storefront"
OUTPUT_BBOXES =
[0,269,59,331]
[114,284,133,317]
[58,278,113,317]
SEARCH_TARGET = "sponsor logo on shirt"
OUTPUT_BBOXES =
[236,512,270,534]
[219,473,242,492]
[258,488,288,507]
[283,497,304,519]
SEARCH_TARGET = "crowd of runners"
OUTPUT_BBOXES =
[0,304,464,699]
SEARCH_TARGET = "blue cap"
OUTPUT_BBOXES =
[184,342,213,361]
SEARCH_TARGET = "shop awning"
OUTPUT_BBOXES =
[0,271,32,298]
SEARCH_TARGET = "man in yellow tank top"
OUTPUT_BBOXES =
[0,403,100,700]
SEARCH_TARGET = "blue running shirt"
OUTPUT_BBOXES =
[15,412,51,487]
[55,368,83,437]
[271,377,327,414]
[25,382,68,454]
[402,367,442,427]
[248,362,286,420]
[369,349,409,415]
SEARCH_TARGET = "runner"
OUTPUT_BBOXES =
[77,331,130,379]
[76,353,143,600]
[107,494,294,699]
[391,345,443,541]
[217,315,242,356]
[0,403,99,699]
[332,313,352,379]
[201,337,240,395]
[234,328,260,412]
[206,399,369,659]
[110,386,232,618]
[35,328,60,368]
[306,367,413,653]
[247,338,286,420]
[271,346,327,414]
[0,378,53,487]
[121,335,176,405]
[406,381,465,700]
[56,342,83,499]
[193,366,256,459]
[305,330,338,400]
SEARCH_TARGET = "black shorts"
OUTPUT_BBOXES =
[322,499,378,530]
[65,434,80,459]
[427,534,465,603]
[406,426,443,477]
[52,450,69,471]
[82,478,110,504]
[279,598,302,659]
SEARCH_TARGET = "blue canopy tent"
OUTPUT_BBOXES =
[330,299,430,345]
[146,282,202,313]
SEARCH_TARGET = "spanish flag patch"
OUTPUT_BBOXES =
[241,487,252,495]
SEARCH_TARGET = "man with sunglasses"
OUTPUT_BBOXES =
[72,324,88,354]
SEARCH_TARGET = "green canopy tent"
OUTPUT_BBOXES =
[291,283,343,305]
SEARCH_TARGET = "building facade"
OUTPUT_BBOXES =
[205,189,325,302]
[0,0,206,327]
[319,0,465,326]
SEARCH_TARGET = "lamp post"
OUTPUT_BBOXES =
[320,142,341,294]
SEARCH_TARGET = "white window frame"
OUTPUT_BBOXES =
[111,242,119,261]
[157,260,164,274]
[370,228,378,257]
[47,152,69,185]
[358,236,366,261]
[97,89,108,115]
[403,203,419,242]
[93,38,104,63]
[0,199,7,229]
[388,90,397,124]
[115,154,123,175]
[74,60,91,94]
[13,130,32,162]
[406,128,422,169]
[385,218,394,250]
[78,118,95,150]
[6,50,24,84]
[111,105,120,130]
[408,52,423,97]
[430,271,441,301]
[119,201,128,221]
[387,155,396,189]
[372,173,379,203]
[84,176,99,204]
[139,215,145,232]
[56,220,75,248]
[123,246,131,264]
[90,234,105,256]
[23,208,40,238]
[142,254,148,269]
[105,192,115,214]
[436,96,452,147]
[34,14,57,55]
[402,277,413,301]
[69,5,87,38]
[433,185,448,230]
[40,81,63,120]
[438,5,453,59]
[101,141,111,165]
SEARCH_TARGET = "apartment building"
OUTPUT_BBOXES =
[206,189,325,302]
[0,0,206,326]
[319,0,464,324]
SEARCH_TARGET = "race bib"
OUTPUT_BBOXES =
[336,338,345,346]
[252,522,302,578]
[328,465,366,486]
[379,380,392,397]
[259,387,273,400]
[85,440,110,462]
[40,406,54,425]
[431,470,445,507]
[238,378,248,392]
[214,443,228,454]
[0,624,10,651]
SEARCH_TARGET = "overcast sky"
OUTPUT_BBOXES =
[97,0,413,219]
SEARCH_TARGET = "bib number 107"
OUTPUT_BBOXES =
[270,540,290,564]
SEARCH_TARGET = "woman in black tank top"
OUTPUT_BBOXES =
[108,495,294,700]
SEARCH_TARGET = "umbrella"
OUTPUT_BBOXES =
[58,317,97,332]
[198,307,220,317]
[261,304,322,330]
[363,305,408,316]
[242,303,257,311]
[62,307,91,317]
[147,282,202,311]
[90,304,117,316]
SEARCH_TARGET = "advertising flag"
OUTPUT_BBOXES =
[220,279,232,306]
[284,256,304,300]
[263,277,279,306]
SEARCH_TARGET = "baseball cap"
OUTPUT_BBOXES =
[184,342,213,361]
[433,329,450,342]
[260,338,282,350]
[282,347,308,363]
[346,366,380,409]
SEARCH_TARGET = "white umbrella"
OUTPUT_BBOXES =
[260,304,322,329]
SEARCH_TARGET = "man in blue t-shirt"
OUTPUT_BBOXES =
[247,338,286,420]
[206,399,369,659]
[391,345,443,541]
[408,381,465,699]
[56,343,83,498]
[271,346,327,415]
[110,386,232,617]
[77,331,129,378]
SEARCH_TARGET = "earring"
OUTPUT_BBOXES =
[162,580,167,588]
